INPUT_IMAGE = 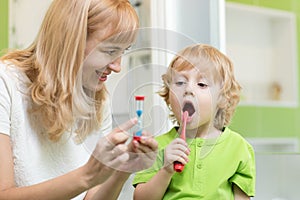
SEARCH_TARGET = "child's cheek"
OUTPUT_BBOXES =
[169,91,182,120]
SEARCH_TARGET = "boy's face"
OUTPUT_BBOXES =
[169,66,221,132]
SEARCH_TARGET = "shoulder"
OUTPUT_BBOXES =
[0,61,18,76]
[0,62,31,103]
[0,62,17,95]
[223,128,248,143]
[0,62,26,136]
[0,62,13,81]
[0,61,28,87]
[155,127,178,148]
[223,128,254,153]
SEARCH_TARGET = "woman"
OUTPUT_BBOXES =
[0,0,157,199]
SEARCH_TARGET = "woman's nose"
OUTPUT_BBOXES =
[108,57,121,73]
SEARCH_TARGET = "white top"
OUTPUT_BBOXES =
[0,62,112,200]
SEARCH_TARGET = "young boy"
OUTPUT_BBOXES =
[133,44,255,199]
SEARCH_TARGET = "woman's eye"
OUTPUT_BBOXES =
[198,82,208,88]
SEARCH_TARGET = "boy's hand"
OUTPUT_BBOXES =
[164,138,190,173]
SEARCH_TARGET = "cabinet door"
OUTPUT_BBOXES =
[9,0,52,48]
[226,3,298,107]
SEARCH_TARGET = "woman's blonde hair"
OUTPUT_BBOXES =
[0,0,139,142]
[159,44,241,130]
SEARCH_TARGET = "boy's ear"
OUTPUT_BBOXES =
[166,101,171,110]
[217,94,227,109]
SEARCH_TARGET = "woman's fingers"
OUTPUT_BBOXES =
[132,135,158,152]
[106,144,130,168]
[111,131,158,173]
[112,118,137,135]
[92,118,138,168]
[92,119,159,173]
[105,118,137,146]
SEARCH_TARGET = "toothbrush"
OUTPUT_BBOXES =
[173,111,188,172]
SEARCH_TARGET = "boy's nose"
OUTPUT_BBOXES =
[184,83,195,97]
[184,90,195,97]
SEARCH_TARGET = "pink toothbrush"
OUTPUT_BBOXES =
[173,111,188,172]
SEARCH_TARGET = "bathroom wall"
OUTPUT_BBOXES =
[226,0,300,141]
[0,0,8,54]
[254,153,300,200]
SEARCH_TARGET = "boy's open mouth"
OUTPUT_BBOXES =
[182,102,195,117]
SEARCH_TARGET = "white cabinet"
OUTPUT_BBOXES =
[225,3,298,107]
[9,0,53,48]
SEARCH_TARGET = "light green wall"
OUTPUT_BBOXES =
[227,0,300,138]
[0,0,9,55]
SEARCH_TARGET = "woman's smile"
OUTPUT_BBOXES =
[96,70,109,82]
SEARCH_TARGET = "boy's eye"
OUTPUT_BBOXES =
[124,46,131,52]
[121,46,132,55]
[175,81,186,86]
[198,82,208,88]
[105,50,116,55]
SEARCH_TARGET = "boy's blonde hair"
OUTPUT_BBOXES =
[0,0,139,142]
[159,44,241,130]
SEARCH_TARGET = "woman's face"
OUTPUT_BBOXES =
[82,29,133,92]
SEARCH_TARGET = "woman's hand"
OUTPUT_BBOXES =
[163,138,190,174]
[83,118,138,187]
[117,132,158,173]
[82,118,158,188]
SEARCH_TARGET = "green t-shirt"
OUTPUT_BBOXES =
[133,127,256,199]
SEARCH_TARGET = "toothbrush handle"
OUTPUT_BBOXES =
[174,161,185,172]
[173,111,188,172]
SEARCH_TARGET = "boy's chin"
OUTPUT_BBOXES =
[186,115,194,123]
